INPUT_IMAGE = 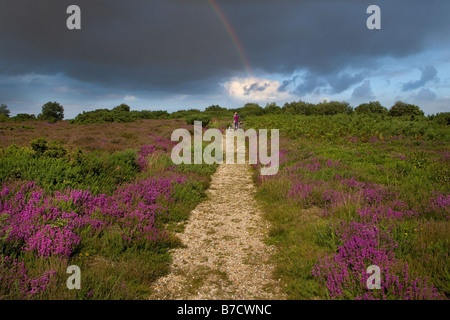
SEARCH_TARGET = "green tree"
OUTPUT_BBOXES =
[38,101,64,122]
[388,101,424,117]
[264,102,282,114]
[282,100,315,115]
[318,101,353,115]
[428,112,450,125]
[0,104,10,118]
[113,104,131,112]
[355,101,388,115]
[238,103,264,117]
[205,105,225,112]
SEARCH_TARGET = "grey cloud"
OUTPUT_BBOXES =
[352,80,375,100]
[295,73,327,95]
[402,66,438,91]
[0,0,449,97]
[327,72,366,94]
[293,71,365,96]
[278,76,297,92]
[244,82,270,95]
[416,88,437,101]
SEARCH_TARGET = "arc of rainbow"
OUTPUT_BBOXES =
[207,0,252,75]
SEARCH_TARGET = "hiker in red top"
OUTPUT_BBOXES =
[233,112,239,130]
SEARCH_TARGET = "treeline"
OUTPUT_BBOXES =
[0,102,64,123]
[70,104,232,126]
[1,100,449,126]
[69,100,448,126]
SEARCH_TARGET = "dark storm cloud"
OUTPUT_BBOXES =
[294,73,327,95]
[292,71,365,95]
[278,77,297,92]
[402,66,438,92]
[327,72,366,94]
[0,0,449,96]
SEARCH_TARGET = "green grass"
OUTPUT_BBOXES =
[0,137,217,300]
[251,114,449,299]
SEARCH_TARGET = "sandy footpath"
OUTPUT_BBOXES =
[149,132,285,300]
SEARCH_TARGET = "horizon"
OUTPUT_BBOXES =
[1,0,449,119]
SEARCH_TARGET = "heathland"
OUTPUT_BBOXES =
[0,100,448,299]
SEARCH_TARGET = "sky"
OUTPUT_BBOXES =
[0,0,449,118]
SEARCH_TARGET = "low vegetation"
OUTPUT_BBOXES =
[1,99,448,300]
[0,120,216,299]
[247,114,449,299]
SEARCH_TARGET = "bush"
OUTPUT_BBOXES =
[43,141,67,158]
[355,101,388,115]
[282,100,315,115]
[72,108,172,124]
[0,146,140,194]
[113,104,131,112]
[264,102,282,114]
[185,114,211,127]
[205,105,225,113]
[428,112,450,126]
[30,138,49,156]
[237,103,265,117]
[170,109,202,119]
[388,101,424,117]
[140,110,170,119]
[282,100,352,116]
[318,101,353,115]
[11,113,36,121]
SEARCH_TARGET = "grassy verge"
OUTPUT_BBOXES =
[0,124,216,300]
[250,115,449,299]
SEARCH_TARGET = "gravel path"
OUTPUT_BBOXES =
[149,132,285,300]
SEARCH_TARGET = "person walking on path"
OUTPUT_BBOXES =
[233,112,240,130]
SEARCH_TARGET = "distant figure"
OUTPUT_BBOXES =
[233,112,239,130]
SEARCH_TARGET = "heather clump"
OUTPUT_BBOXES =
[312,221,443,300]
[0,124,216,299]
[0,176,187,259]
[0,256,56,299]
[251,115,449,299]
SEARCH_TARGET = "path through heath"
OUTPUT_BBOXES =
[149,131,285,300]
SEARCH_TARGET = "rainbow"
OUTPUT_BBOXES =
[207,0,252,75]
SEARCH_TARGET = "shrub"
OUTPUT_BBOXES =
[170,109,202,119]
[205,105,225,112]
[11,113,36,121]
[185,114,211,127]
[428,112,450,126]
[30,138,49,156]
[237,103,265,117]
[282,100,316,115]
[113,104,131,112]
[264,102,282,114]
[388,101,424,117]
[355,101,388,115]
[43,141,67,158]
[318,101,353,115]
